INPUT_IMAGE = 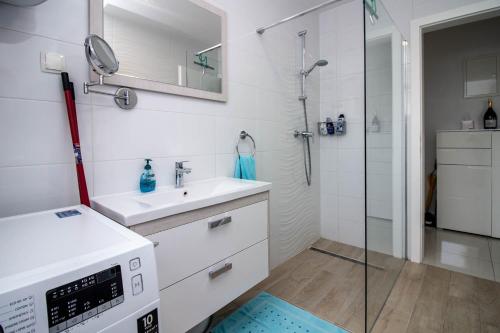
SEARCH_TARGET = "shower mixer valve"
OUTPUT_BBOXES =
[294,130,314,138]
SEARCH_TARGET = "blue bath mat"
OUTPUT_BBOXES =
[212,292,348,333]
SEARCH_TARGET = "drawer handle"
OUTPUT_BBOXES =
[208,216,232,229]
[209,263,233,279]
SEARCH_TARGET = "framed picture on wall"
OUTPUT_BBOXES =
[464,54,500,98]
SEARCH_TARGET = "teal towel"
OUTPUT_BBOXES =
[234,155,256,180]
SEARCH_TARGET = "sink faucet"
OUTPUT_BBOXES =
[175,161,191,188]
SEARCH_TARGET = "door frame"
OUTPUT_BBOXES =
[408,0,500,262]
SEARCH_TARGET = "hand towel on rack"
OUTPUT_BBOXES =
[234,155,256,180]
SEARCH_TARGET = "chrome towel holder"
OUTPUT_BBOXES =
[236,130,256,157]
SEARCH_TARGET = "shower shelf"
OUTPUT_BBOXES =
[317,120,346,136]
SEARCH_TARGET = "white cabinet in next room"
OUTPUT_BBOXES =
[436,131,492,236]
[492,132,500,238]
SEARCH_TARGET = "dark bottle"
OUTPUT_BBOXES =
[484,97,497,129]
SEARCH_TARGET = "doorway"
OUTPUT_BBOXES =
[409,2,500,282]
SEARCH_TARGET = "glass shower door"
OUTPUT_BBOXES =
[364,1,407,331]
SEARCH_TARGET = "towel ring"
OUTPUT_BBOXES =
[236,130,256,157]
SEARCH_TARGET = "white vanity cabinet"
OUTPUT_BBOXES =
[144,195,270,333]
[91,178,272,332]
[436,131,495,236]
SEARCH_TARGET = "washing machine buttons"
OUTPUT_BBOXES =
[129,257,141,271]
[132,274,143,296]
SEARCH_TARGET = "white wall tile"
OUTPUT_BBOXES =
[216,154,236,178]
[338,172,364,198]
[318,2,365,248]
[0,0,88,45]
[321,194,339,241]
[321,171,338,196]
[0,164,80,218]
[338,149,364,174]
[0,98,92,167]
[0,28,91,104]
[216,116,257,154]
[92,106,176,161]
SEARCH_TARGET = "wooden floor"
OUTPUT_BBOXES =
[372,262,500,333]
[215,238,500,333]
[215,238,404,332]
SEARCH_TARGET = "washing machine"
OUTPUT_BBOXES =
[0,205,161,333]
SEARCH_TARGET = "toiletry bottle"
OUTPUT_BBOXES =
[319,122,328,136]
[484,97,497,129]
[140,159,156,193]
[336,114,345,134]
[326,117,335,135]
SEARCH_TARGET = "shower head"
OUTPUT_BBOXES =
[303,59,329,76]
[316,59,329,67]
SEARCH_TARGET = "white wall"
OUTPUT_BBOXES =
[319,0,366,248]
[424,16,500,181]
[0,0,326,268]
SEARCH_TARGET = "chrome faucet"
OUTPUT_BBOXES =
[175,161,191,188]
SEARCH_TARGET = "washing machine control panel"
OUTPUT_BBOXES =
[45,265,124,333]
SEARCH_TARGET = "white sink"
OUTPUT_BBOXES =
[91,177,272,226]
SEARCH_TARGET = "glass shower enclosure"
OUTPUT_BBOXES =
[364,1,407,331]
[213,1,408,332]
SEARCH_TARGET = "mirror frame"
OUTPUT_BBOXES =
[89,0,228,102]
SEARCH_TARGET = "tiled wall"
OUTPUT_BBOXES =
[318,0,365,248]
[0,0,327,268]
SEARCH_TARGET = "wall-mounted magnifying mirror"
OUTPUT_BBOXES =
[83,34,137,110]
[85,34,119,76]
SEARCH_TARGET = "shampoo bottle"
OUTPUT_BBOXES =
[140,159,156,193]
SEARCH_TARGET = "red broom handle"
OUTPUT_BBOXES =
[61,73,90,206]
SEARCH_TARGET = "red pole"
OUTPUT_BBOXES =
[61,73,90,206]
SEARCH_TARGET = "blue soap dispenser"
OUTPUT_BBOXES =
[140,159,156,193]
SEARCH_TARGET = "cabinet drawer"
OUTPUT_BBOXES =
[437,132,491,149]
[160,240,269,333]
[148,201,268,290]
[437,148,491,166]
[437,165,491,236]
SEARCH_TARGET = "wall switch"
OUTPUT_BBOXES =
[40,51,65,73]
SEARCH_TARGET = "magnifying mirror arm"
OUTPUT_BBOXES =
[83,74,104,94]
[83,75,132,107]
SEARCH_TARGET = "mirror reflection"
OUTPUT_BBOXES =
[103,0,223,93]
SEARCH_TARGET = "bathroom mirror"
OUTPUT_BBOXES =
[89,0,227,102]
[464,54,499,98]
